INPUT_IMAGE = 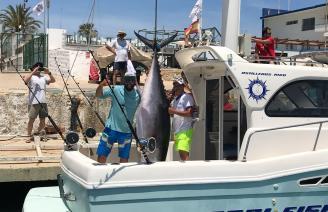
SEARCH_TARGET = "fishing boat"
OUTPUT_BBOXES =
[23,45,328,212]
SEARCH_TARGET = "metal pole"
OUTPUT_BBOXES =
[198,0,203,45]
[43,0,46,34]
[325,0,328,50]
[47,0,50,30]
[154,0,157,47]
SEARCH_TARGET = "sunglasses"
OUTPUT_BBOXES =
[124,78,136,83]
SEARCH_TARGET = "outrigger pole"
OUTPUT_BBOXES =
[10,59,79,147]
[89,50,152,164]
[54,57,95,155]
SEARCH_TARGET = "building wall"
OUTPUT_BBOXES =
[47,28,66,50]
[47,28,92,81]
[264,6,327,42]
[48,49,91,81]
[0,90,110,135]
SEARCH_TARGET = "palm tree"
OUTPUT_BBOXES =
[0,4,41,33]
[78,23,98,44]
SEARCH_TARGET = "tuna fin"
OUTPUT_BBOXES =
[159,32,178,49]
[134,31,178,51]
[134,31,155,50]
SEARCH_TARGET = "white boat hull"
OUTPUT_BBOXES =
[24,150,328,212]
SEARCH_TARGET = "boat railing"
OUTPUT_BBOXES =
[242,119,328,162]
[246,57,327,67]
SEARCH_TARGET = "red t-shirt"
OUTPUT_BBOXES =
[256,36,275,59]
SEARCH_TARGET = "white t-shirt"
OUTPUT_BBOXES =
[28,75,48,105]
[108,38,130,62]
[171,93,195,134]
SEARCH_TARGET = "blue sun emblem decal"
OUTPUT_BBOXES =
[246,77,269,102]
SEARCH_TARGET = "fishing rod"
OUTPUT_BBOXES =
[89,50,153,164]
[10,59,79,147]
[54,57,96,150]
[63,66,106,127]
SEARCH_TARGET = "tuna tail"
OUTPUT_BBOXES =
[134,31,178,52]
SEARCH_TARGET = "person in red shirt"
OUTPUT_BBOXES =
[252,27,276,63]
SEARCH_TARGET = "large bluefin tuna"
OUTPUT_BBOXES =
[134,31,177,161]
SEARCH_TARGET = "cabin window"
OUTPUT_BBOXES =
[266,80,328,117]
[299,177,322,186]
[286,20,298,25]
[321,176,328,184]
[302,17,315,31]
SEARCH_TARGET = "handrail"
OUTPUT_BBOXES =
[242,119,328,162]
[247,58,325,66]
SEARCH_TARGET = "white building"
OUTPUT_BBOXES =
[262,4,327,52]
[47,28,103,81]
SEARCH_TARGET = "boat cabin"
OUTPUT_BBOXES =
[175,46,328,162]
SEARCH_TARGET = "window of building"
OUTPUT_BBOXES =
[266,80,328,117]
[302,18,315,31]
[286,20,298,25]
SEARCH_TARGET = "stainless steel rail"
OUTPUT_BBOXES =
[242,120,328,162]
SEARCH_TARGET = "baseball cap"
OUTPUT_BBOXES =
[173,76,185,85]
[124,72,136,82]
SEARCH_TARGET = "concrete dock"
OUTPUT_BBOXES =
[0,135,99,182]
[0,134,159,182]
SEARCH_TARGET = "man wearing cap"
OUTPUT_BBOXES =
[24,62,55,142]
[95,72,140,163]
[106,31,131,85]
[168,77,195,161]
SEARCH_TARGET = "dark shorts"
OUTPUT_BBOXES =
[113,61,127,74]
[96,127,132,159]
[28,103,48,119]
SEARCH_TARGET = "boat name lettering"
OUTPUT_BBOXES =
[241,72,286,77]
[214,204,328,212]
[242,72,271,76]
[273,73,286,77]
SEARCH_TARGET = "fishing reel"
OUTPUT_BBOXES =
[138,137,156,154]
[64,128,96,151]
[85,127,97,138]
[65,131,80,151]
[66,131,79,144]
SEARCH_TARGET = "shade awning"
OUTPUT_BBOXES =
[93,45,152,69]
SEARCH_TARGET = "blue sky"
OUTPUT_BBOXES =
[0,0,326,38]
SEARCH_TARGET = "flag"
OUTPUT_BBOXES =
[33,1,44,16]
[185,0,202,36]
[189,0,202,23]
[184,19,199,36]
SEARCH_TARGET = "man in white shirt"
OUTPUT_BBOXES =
[168,77,195,161]
[24,62,56,142]
[106,31,131,85]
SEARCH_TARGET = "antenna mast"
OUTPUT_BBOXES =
[154,0,158,49]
